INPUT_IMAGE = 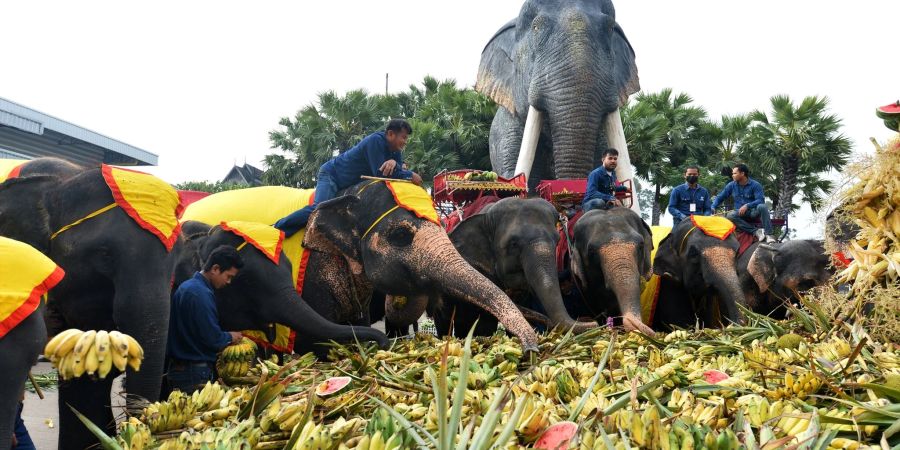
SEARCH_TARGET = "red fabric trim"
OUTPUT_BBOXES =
[556,211,584,272]
[832,251,852,268]
[101,165,182,252]
[289,190,316,352]
[690,215,735,241]
[7,164,23,180]
[735,230,757,257]
[384,181,440,225]
[0,266,64,338]
[220,222,283,265]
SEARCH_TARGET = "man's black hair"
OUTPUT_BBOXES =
[685,165,700,173]
[602,148,619,157]
[203,245,245,272]
[733,163,750,177]
[386,118,413,135]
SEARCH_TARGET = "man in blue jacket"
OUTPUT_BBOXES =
[582,148,621,212]
[711,163,774,242]
[667,165,711,225]
[166,246,244,393]
[274,119,423,237]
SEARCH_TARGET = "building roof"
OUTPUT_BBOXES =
[223,163,264,186]
[0,97,157,166]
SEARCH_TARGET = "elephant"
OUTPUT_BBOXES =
[181,182,540,352]
[0,167,180,450]
[568,207,655,334]
[172,222,389,350]
[400,197,597,337]
[651,219,746,330]
[738,240,832,319]
[476,0,640,186]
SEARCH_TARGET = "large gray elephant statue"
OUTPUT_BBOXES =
[569,207,655,334]
[0,162,181,450]
[651,219,746,329]
[739,240,832,318]
[476,0,639,184]
[403,197,597,337]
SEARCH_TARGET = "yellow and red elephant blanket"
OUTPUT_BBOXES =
[0,236,64,338]
[101,165,184,251]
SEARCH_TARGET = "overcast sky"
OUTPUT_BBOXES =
[3,1,899,236]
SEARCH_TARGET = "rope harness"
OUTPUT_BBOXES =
[50,203,118,240]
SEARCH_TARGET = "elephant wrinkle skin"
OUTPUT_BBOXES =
[739,240,832,319]
[700,246,745,326]
[477,0,639,181]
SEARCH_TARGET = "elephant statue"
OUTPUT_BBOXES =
[568,207,655,334]
[476,0,640,187]
[651,218,746,330]
[739,240,832,318]
[172,222,389,349]
[181,182,540,352]
[0,237,61,450]
[408,197,597,337]
[0,165,182,450]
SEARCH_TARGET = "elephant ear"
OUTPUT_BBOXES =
[449,212,494,276]
[303,195,362,263]
[611,23,640,106]
[0,176,55,253]
[747,244,778,293]
[475,19,519,115]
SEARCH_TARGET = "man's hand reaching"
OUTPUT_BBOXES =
[379,160,397,176]
[738,205,748,216]
[411,172,423,186]
[229,331,243,345]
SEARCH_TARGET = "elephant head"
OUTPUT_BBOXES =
[303,182,539,350]
[174,222,390,349]
[742,240,832,316]
[476,0,639,182]
[570,207,654,334]
[441,197,597,333]
[653,220,745,327]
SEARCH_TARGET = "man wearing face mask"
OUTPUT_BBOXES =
[667,166,711,225]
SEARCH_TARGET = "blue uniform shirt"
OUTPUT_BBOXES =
[167,272,232,363]
[711,178,765,211]
[323,131,413,190]
[582,166,617,207]
[667,183,712,221]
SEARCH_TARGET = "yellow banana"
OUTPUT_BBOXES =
[125,334,144,360]
[83,342,99,375]
[72,330,97,363]
[109,330,130,357]
[94,330,110,362]
[44,329,83,359]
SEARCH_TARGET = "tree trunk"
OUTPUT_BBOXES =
[651,182,662,226]
[775,155,799,219]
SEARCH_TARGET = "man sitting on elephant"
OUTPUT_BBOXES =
[274,118,424,237]
[582,148,622,212]
[712,163,775,242]
[166,246,245,393]
[667,165,712,225]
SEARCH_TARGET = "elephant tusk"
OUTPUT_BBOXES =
[514,106,543,184]
[604,108,641,213]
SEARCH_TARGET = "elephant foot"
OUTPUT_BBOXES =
[622,314,655,336]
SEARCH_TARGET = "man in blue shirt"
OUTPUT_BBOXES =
[667,165,712,225]
[274,119,424,237]
[711,163,775,242]
[582,148,621,212]
[166,246,244,393]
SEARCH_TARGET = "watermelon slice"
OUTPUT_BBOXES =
[703,370,730,384]
[315,376,351,397]
[876,101,900,131]
[534,421,578,450]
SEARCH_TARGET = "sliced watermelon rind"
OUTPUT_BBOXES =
[534,421,578,450]
[876,101,900,119]
[315,376,352,397]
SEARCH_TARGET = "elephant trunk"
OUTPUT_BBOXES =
[598,242,654,335]
[521,242,597,333]
[702,247,746,326]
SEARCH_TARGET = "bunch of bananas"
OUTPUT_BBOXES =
[836,132,900,290]
[44,328,144,380]
[216,337,257,379]
[116,416,153,450]
[189,381,226,412]
[141,391,198,433]
[157,418,259,450]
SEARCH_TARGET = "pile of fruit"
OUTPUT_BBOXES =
[77,304,900,450]
[836,127,900,292]
[446,171,500,182]
[216,338,259,380]
[44,329,144,380]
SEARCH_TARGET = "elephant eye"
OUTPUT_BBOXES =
[386,225,414,248]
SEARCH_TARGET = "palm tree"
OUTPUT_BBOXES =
[740,95,852,219]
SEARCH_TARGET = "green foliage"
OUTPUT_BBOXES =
[263,76,496,188]
[173,180,244,193]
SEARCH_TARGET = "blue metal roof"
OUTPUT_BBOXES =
[0,97,157,165]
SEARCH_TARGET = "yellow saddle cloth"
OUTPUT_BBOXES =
[101,165,184,251]
[0,237,65,338]
[220,221,284,265]
[690,215,736,240]
[385,180,440,225]
[0,159,26,182]
[639,226,672,324]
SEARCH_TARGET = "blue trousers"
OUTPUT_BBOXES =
[274,167,339,237]
[583,198,614,212]
[14,401,35,450]
[166,361,213,394]
[727,204,773,235]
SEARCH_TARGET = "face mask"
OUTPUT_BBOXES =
[686,176,699,184]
